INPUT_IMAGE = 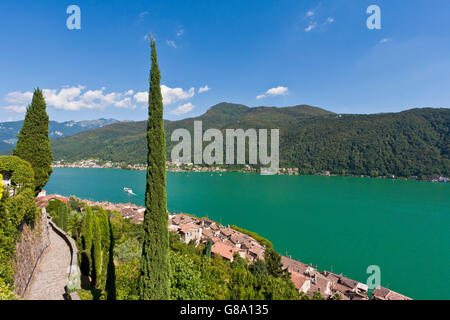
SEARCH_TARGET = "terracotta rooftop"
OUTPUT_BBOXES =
[281,256,312,275]
[371,287,412,300]
[290,271,310,291]
[211,242,240,260]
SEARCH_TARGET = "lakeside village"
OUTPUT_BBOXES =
[34,191,412,300]
[52,159,450,182]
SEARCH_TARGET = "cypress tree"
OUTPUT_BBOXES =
[57,204,68,231]
[0,175,3,201]
[99,209,111,288]
[13,88,53,195]
[139,38,170,300]
[91,213,102,288]
[81,206,93,276]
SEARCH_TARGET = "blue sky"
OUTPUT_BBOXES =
[1,0,449,122]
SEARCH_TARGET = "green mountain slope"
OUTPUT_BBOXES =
[51,103,450,177]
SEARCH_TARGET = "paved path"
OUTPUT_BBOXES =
[24,227,71,300]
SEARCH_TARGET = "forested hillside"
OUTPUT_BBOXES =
[51,103,450,178]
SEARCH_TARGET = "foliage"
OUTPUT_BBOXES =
[115,259,140,300]
[332,292,342,300]
[57,204,69,231]
[13,89,53,195]
[140,38,170,300]
[312,291,325,300]
[91,214,102,288]
[68,196,84,212]
[204,239,212,258]
[169,251,206,300]
[114,237,141,264]
[80,205,93,276]
[0,156,36,297]
[53,198,116,299]
[0,278,16,300]
[264,248,284,278]
[0,155,35,190]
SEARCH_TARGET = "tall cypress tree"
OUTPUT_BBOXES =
[81,205,93,276]
[13,88,53,195]
[139,38,170,300]
[91,213,102,288]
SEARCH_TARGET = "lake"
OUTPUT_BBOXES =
[45,168,450,300]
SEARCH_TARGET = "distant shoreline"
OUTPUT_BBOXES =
[51,160,449,183]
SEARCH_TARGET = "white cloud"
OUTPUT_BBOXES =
[3,86,137,113]
[5,91,33,104]
[325,17,334,25]
[133,91,148,104]
[160,85,195,105]
[4,84,199,114]
[379,38,392,44]
[137,11,149,24]
[5,105,27,113]
[176,29,184,37]
[306,10,315,17]
[256,86,289,99]
[134,85,195,106]
[198,85,211,94]
[304,22,318,32]
[139,11,149,18]
[169,102,195,116]
[166,40,177,48]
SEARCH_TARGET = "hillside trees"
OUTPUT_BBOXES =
[51,106,450,178]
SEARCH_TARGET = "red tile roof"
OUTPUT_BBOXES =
[211,242,240,260]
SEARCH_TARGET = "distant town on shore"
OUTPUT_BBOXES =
[52,159,450,183]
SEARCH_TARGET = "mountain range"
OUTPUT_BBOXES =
[0,118,120,152]
[50,103,450,178]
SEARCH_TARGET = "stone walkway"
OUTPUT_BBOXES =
[24,227,71,300]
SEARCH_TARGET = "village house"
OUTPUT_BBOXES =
[371,286,412,300]
[307,274,334,299]
[281,256,317,277]
[290,271,311,294]
[246,243,265,261]
[211,242,242,261]
[220,226,233,238]
[178,223,203,244]
[321,271,369,296]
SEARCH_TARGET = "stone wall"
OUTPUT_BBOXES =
[13,209,50,297]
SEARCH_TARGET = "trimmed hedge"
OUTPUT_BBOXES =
[0,156,35,190]
[0,156,36,226]
[0,156,37,296]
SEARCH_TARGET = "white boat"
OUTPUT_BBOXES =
[123,187,135,195]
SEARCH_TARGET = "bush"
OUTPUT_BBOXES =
[0,156,36,294]
[0,278,16,300]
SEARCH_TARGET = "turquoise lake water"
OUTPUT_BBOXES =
[45,168,450,299]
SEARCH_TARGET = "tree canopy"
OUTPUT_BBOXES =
[13,88,53,194]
